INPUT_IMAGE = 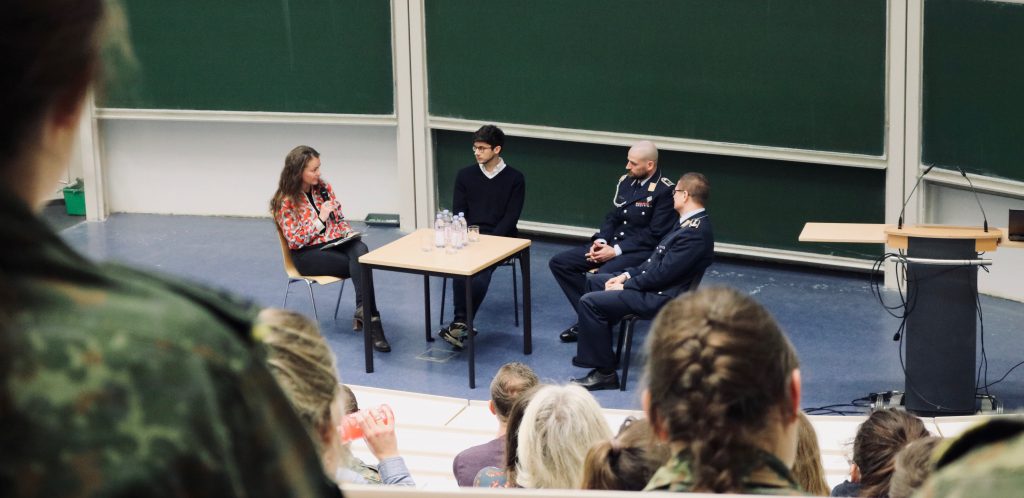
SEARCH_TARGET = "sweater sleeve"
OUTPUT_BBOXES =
[491,170,525,237]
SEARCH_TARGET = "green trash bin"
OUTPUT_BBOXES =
[63,184,85,216]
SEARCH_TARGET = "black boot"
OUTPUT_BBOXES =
[370,316,390,353]
[353,306,364,331]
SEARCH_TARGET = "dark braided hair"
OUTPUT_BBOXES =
[644,287,800,493]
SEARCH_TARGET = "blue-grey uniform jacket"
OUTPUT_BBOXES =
[594,169,677,257]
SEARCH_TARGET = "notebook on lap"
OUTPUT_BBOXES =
[320,231,363,250]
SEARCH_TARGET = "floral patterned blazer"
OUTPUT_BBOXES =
[275,180,352,250]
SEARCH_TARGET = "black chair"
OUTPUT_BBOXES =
[614,269,706,391]
[439,254,520,327]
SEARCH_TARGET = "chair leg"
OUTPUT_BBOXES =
[615,319,627,360]
[620,317,637,391]
[333,280,346,320]
[306,280,319,321]
[439,277,447,325]
[282,281,291,308]
[512,259,520,327]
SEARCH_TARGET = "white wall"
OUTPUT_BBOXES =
[926,182,1024,302]
[100,119,399,220]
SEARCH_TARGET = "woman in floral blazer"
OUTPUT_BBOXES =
[270,145,390,352]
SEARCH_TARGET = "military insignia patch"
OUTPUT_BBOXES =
[648,182,657,192]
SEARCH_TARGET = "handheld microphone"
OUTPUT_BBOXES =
[955,166,989,233]
[897,164,935,230]
[318,184,335,222]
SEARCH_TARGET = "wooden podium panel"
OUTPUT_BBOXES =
[800,222,1008,251]
[884,225,1002,252]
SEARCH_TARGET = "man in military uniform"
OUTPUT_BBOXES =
[571,173,714,391]
[548,140,678,342]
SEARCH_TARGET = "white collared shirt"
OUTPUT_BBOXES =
[479,159,507,179]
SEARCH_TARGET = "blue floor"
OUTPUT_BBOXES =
[57,213,1024,412]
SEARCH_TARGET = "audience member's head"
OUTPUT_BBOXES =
[643,287,802,494]
[913,419,1024,497]
[1,0,106,202]
[490,362,539,426]
[515,384,613,489]
[340,384,359,415]
[581,417,670,491]
[257,309,347,475]
[500,385,540,487]
[852,409,931,498]
[888,436,941,498]
[793,411,830,496]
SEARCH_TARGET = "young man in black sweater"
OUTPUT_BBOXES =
[439,125,526,349]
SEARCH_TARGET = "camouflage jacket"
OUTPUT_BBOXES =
[644,449,805,495]
[0,192,340,497]
[914,418,1024,498]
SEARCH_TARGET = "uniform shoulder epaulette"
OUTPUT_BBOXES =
[619,174,627,182]
[660,177,675,186]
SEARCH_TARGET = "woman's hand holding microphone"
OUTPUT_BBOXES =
[318,200,339,223]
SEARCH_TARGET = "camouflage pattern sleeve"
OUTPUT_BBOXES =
[0,198,342,498]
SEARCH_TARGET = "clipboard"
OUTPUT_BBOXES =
[319,231,363,250]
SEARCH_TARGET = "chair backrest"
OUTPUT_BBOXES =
[687,267,707,292]
[275,225,303,279]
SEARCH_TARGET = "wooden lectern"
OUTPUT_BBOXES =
[800,223,1018,416]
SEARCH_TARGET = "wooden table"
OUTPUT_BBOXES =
[359,229,532,388]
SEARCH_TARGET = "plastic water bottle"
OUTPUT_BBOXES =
[434,213,446,248]
[453,214,465,249]
[457,212,468,247]
[441,209,452,246]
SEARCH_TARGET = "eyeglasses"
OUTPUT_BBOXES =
[472,145,493,152]
[674,189,687,195]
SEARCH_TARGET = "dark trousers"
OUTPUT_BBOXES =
[452,266,496,323]
[548,244,648,319]
[290,240,377,314]
[575,273,639,369]
[576,273,671,369]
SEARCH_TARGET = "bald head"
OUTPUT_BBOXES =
[625,141,659,180]
[630,140,659,164]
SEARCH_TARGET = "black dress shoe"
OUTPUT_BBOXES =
[571,369,620,391]
[370,317,391,353]
[559,325,579,343]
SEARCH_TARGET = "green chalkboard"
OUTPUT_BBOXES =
[426,0,886,156]
[434,130,885,257]
[100,0,393,114]
[922,0,1024,182]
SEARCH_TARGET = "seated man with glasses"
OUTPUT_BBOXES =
[439,124,526,349]
[548,140,678,344]
[571,173,714,391]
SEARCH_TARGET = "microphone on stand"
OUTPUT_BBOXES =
[318,184,335,222]
[897,164,935,230]
[955,166,989,233]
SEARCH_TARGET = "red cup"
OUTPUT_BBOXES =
[338,404,392,442]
